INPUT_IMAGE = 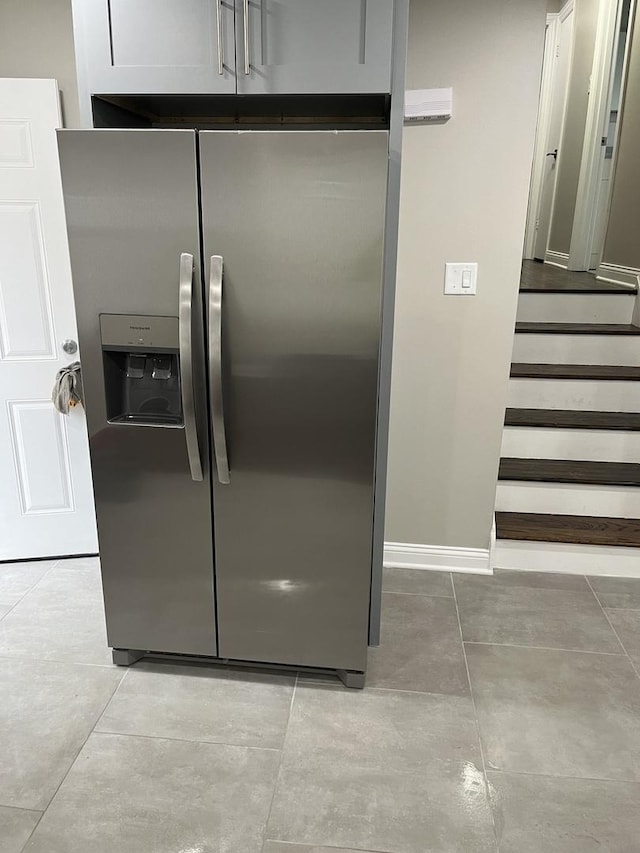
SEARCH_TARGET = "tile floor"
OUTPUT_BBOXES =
[1,559,640,852]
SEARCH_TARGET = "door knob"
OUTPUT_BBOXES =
[62,339,78,355]
[546,149,558,160]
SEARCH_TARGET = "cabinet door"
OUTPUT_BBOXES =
[75,0,236,97]
[236,0,393,94]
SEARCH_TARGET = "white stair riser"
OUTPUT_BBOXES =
[493,540,640,577]
[508,378,640,411]
[501,426,640,463]
[517,292,635,324]
[512,334,640,365]
[496,481,640,517]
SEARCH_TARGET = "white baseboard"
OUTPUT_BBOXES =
[595,262,640,289]
[384,541,492,574]
[544,249,569,268]
[494,539,640,577]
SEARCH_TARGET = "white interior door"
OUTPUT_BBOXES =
[0,78,97,560]
[532,5,574,260]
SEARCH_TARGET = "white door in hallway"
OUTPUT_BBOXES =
[0,78,98,560]
[531,4,574,261]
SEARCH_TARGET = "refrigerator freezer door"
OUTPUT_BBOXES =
[200,130,388,673]
[57,130,217,657]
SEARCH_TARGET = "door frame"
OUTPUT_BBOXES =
[594,0,637,281]
[524,2,574,260]
[568,0,634,270]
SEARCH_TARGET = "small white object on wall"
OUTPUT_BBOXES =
[444,262,478,295]
[404,87,453,122]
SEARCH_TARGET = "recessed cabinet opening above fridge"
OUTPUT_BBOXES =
[58,127,389,686]
[90,93,392,131]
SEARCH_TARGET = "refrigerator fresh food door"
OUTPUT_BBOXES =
[200,130,389,673]
[57,130,217,657]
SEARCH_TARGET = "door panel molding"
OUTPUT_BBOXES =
[0,120,34,168]
[7,400,74,515]
[0,202,56,361]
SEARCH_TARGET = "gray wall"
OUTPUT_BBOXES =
[548,0,564,12]
[0,0,80,128]
[603,3,640,269]
[548,0,599,254]
[385,0,546,550]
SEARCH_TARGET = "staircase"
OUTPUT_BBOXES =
[494,260,640,575]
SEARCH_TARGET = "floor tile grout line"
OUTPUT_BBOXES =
[0,560,61,617]
[382,589,454,599]
[586,575,640,681]
[91,728,282,751]
[485,765,640,785]
[17,664,125,848]
[0,559,98,628]
[93,665,131,731]
[625,653,640,680]
[0,803,43,815]
[584,576,640,613]
[0,601,18,622]
[297,679,470,699]
[0,654,117,668]
[263,842,390,852]
[584,574,610,612]
[450,575,500,853]
[261,673,298,850]
[462,641,626,656]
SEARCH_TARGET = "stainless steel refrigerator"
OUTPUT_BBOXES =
[57,128,388,685]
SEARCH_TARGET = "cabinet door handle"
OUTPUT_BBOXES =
[216,0,224,75]
[243,0,250,74]
[178,252,204,482]
[208,255,230,484]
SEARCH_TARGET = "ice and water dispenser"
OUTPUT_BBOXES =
[100,314,183,426]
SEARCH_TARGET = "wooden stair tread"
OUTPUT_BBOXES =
[520,261,636,294]
[515,322,640,335]
[499,458,640,486]
[496,512,640,547]
[504,408,640,431]
[510,363,640,380]
[520,284,635,294]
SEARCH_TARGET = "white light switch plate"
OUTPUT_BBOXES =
[444,262,478,295]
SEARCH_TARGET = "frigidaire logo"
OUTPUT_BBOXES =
[130,325,151,331]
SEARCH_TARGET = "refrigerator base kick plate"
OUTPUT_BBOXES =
[110,648,366,689]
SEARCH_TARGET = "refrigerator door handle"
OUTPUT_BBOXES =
[243,0,250,74]
[208,255,231,484]
[178,252,204,482]
[216,0,224,75]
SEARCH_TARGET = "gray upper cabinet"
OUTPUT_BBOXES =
[72,0,393,114]
[236,0,393,95]
[74,0,236,98]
